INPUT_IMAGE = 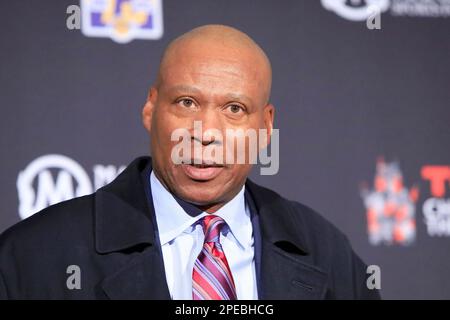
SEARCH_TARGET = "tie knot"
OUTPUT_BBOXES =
[201,215,226,243]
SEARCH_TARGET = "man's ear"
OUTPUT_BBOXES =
[142,87,158,133]
[261,103,275,149]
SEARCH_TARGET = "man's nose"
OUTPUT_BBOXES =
[192,108,223,145]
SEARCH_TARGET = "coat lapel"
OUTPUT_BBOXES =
[246,179,329,299]
[94,157,171,300]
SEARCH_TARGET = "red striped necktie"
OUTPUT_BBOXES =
[192,215,237,300]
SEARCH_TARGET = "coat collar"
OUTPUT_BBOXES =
[94,156,327,299]
[95,157,155,254]
[245,179,311,256]
[245,179,328,299]
[94,156,312,255]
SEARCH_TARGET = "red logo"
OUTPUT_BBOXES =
[361,158,419,246]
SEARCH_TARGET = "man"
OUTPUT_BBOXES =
[0,25,380,299]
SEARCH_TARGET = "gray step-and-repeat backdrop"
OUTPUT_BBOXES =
[1,0,449,299]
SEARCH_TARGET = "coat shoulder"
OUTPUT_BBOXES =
[0,194,95,253]
[277,195,380,299]
[247,181,380,299]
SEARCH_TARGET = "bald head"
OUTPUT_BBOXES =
[142,25,275,211]
[155,24,272,104]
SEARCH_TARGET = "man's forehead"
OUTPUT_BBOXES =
[162,53,261,79]
[155,25,272,103]
[158,58,269,106]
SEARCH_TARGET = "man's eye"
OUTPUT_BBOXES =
[177,98,195,108]
[227,104,244,114]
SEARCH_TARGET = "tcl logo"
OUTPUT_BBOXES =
[421,165,450,236]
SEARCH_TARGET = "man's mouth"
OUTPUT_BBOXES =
[181,161,225,181]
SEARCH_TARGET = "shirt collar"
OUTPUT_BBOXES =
[150,170,251,249]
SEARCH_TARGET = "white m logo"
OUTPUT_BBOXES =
[17,154,93,220]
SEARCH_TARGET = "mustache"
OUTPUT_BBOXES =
[181,158,226,167]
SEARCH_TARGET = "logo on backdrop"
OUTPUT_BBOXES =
[421,165,450,236]
[80,0,163,43]
[321,0,450,20]
[321,0,390,21]
[361,158,450,245]
[361,158,419,246]
[17,154,125,220]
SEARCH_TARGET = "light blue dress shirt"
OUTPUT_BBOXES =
[150,170,258,300]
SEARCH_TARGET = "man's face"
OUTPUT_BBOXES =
[143,40,273,211]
